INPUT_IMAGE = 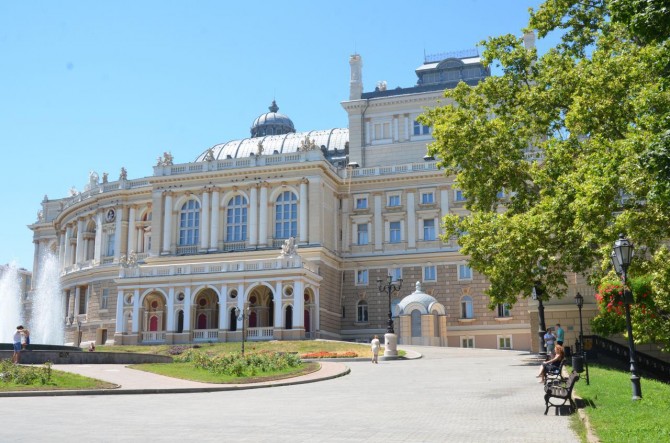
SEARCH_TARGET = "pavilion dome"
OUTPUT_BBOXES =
[250,100,296,138]
[396,281,443,315]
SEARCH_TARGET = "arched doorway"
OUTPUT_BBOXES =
[285,305,293,329]
[229,308,237,332]
[177,310,184,333]
[246,286,275,328]
[192,288,220,341]
[141,292,167,343]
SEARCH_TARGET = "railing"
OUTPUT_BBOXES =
[176,245,198,255]
[223,242,246,251]
[120,255,316,278]
[193,329,219,341]
[247,327,274,340]
[589,335,670,382]
[345,161,438,178]
[141,331,167,343]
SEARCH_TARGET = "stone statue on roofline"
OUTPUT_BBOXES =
[279,237,298,257]
[156,151,174,166]
[299,135,317,151]
[257,141,264,156]
[102,172,108,184]
[119,167,127,181]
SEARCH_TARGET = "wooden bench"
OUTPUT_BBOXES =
[544,371,580,415]
[544,359,566,385]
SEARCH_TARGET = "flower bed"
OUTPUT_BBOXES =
[300,351,358,359]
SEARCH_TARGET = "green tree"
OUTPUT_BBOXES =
[420,0,670,333]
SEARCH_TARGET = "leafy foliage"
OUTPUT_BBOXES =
[175,350,301,377]
[0,360,53,385]
[420,0,670,318]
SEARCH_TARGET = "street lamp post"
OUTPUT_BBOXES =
[532,284,547,356]
[611,233,642,400]
[377,275,403,333]
[233,304,250,356]
[574,292,590,385]
[377,275,403,358]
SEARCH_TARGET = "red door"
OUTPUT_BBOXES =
[197,313,207,329]
[149,315,158,331]
[304,310,310,333]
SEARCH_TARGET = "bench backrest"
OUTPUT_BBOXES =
[565,372,580,393]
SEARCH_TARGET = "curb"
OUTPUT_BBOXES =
[573,393,601,443]
[0,364,351,398]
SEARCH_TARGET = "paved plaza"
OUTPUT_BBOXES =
[0,346,579,442]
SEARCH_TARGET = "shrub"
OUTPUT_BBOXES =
[0,360,53,385]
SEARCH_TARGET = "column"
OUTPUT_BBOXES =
[365,121,371,145]
[64,225,73,267]
[407,191,416,248]
[219,284,228,330]
[374,194,382,250]
[209,188,220,251]
[404,116,410,141]
[258,183,269,246]
[94,211,103,264]
[342,197,350,251]
[440,189,449,237]
[59,231,66,269]
[67,289,75,319]
[293,281,304,329]
[299,179,308,244]
[183,287,192,332]
[114,207,123,262]
[32,240,40,282]
[249,184,259,246]
[75,219,84,263]
[393,117,399,142]
[63,289,70,321]
[127,206,137,254]
[150,190,163,256]
[74,286,81,316]
[274,281,284,328]
[116,290,125,333]
[200,190,210,252]
[167,287,175,332]
[131,289,140,333]
[162,192,173,254]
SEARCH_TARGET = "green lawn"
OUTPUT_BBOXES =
[0,366,117,392]
[130,361,320,384]
[571,364,670,443]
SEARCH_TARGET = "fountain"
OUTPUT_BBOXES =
[29,252,64,345]
[0,262,24,342]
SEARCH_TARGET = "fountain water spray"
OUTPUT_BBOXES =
[0,262,24,342]
[29,252,64,345]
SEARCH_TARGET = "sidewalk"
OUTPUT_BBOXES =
[0,361,350,397]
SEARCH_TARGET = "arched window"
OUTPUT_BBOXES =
[226,195,247,241]
[229,308,237,332]
[179,200,200,245]
[461,296,474,319]
[411,310,422,337]
[285,305,293,329]
[275,191,297,239]
[357,300,368,322]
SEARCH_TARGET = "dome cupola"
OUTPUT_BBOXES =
[250,100,296,138]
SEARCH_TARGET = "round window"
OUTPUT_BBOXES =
[151,300,158,309]
[177,292,185,302]
[284,286,293,297]
[230,289,238,299]
[249,295,257,304]
[199,298,207,307]
[124,293,133,305]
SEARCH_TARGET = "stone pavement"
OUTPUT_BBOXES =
[0,346,579,442]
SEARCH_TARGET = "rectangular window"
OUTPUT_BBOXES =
[373,122,391,140]
[461,297,474,319]
[388,195,401,207]
[357,223,369,245]
[423,219,436,241]
[455,190,467,202]
[497,303,511,318]
[357,302,369,322]
[421,192,434,204]
[79,288,87,315]
[101,288,109,310]
[413,120,431,136]
[356,269,368,285]
[424,265,437,281]
[461,337,474,348]
[458,264,473,280]
[106,233,115,256]
[390,268,402,282]
[355,197,368,209]
[389,221,401,243]
[498,336,512,350]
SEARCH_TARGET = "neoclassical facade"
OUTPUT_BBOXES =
[29,42,595,350]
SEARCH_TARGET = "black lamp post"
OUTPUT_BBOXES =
[377,275,403,333]
[233,304,250,356]
[76,317,82,348]
[532,283,547,356]
[611,233,642,400]
[574,292,590,385]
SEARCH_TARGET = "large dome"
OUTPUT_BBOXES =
[250,100,295,138]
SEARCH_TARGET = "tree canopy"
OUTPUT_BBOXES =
[420,0,670,324]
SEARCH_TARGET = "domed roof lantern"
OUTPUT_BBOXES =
[250,100,296,138]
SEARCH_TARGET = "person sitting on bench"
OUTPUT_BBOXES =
[536,343,565,383]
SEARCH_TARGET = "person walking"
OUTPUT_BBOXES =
[12,326,24,364]
[370,335,381,364]
[555,323,565,346]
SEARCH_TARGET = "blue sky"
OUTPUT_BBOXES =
[0,0,553,271]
